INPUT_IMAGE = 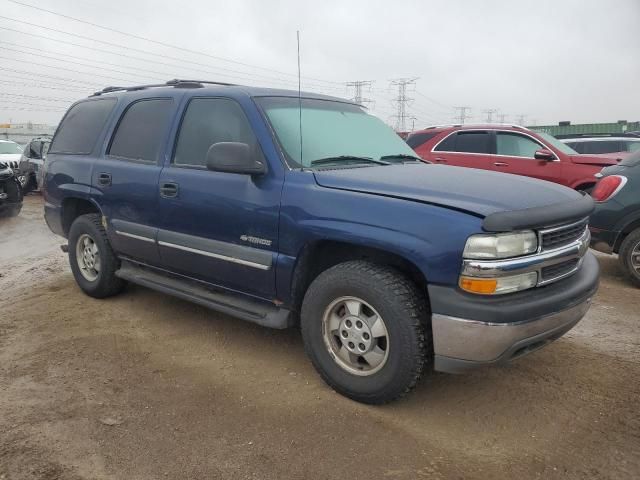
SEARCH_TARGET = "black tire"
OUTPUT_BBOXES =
[68,213,126,298]
[0,204,22,217]
[301,261,429,404]
[619,228,640,288]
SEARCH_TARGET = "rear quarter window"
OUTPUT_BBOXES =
[49,99,117,155]
[406,132,438,149]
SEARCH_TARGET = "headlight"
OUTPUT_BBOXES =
[463,231,537,259]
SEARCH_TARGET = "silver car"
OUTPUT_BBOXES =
[18,136,51,193]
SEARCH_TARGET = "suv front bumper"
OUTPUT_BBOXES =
[429,252,599,373]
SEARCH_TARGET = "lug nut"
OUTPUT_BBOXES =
[341,330,348,338]
[363,332,370,340]
[348,342,355,349]
[345,320,352,327]
[356,320,363,328]
[358,343,365,351]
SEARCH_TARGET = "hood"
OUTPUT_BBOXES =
[0,153,21,161]
[313,163,582,217]
[569,154,619,166]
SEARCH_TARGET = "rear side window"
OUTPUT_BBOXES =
[49,99,116,155]
[435,131,490,154]
[108,98,174,162]
[173,98,257,167]
[406,131,438,149]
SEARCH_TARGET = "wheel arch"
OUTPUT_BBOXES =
[61,196,103,237]
[289,239,430,316]
[614,217,640,254]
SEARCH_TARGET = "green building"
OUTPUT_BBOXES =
[529,120,640,138]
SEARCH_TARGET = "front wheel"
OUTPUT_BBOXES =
[68,213,126,298]
[301,261,429,404]
[619,228,640,288]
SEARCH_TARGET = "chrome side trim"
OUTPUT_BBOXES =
[462,229,590,285]
[115,230,155,243]
[432,297,592,363]
[158,240,271,270]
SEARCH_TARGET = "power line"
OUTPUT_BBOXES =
[0,92,76,103]
[453,106,472,124]
[497,113,508,123]
[0,55,158,85]
[5,0,343,86]
[0,45,162,83]
[389,77,418,132]
[0,23,344,93]
[0,67,101,87]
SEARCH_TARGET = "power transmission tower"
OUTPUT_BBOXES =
[497,113,507,123]
[482,108,498,123]
[389,77,418,131]
[453,106,471,124]
[516,114,527,126]
[346,80,374,107]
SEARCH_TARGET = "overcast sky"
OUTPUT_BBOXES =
[1,0,638,129]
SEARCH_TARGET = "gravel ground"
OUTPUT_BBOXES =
[1,195,638,480]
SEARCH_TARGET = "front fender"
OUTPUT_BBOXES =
[276,172,483,303]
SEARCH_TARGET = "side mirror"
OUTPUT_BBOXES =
[534,149,555,161]
[205,142,266,175]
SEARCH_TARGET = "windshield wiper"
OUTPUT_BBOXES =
[380,154,423,163]
[310,155,391,167]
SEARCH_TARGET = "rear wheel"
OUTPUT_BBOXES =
[301,261,429,404]
[619,228,640,288]
[68,213,126,298]
[0,204,21,217]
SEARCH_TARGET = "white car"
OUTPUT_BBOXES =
[0,140,23,171]
[561,136,640,155]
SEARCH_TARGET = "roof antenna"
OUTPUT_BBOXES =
[297,30,303,165]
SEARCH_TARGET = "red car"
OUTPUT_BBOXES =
[407,124,619,191]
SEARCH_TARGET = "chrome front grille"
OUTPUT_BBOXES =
[541,258,580,282]
[540,219,588,251]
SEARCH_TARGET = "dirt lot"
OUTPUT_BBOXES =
[1,195,638,480]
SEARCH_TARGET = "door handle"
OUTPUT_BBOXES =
[97,172,112,186]
[160,182,179,198]
[434,157,447,163]
[493,161,509,167]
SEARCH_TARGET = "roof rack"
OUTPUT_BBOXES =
[90,79,236,97]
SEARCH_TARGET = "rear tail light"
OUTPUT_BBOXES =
[592,175,627,202]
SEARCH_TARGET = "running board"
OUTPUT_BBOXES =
[115,260,292,329]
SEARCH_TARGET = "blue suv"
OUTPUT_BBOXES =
[44,80,599,403]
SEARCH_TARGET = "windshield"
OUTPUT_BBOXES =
[256,97,417,168]
[0,141,23,155]
[536,132,577,155]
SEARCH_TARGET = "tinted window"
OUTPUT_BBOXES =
[28,141,41,158]
[566,141,584,153]
[174,98,257,167]
[454,132,490,153]
[434,132,456,151]
[50,99,116,155]
[406,131,438,148]
[582,140,622,154]
[496,132,542,158]
[108,99,173,162]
